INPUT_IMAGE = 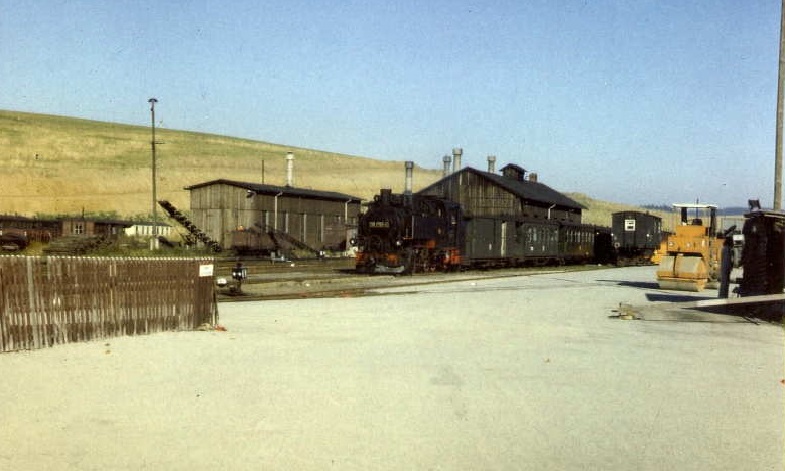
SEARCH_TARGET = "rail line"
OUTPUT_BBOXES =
[213,256,604,302]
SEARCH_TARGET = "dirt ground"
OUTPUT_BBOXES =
[1,266,782,470]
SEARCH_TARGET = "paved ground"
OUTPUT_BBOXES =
[1,266,782,470]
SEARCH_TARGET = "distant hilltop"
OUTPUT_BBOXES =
[641,204,750,217]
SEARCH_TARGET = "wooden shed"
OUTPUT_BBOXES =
[185,179,362,254]
[417,163,584,223]
[0,215,132,242]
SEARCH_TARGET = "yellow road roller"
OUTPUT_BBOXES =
[656,203,724,292]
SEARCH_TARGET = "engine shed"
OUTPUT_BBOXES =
[185,179,362,255]
[417,162,584,223]
[414,157,590,265]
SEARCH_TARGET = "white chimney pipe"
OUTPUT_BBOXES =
[404,161,414,195]
[487,155,496,173]
[285,151,294,187]
[442,155,452,177]
[452,147,463,173]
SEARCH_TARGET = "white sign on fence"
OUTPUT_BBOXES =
[199,264,214,277]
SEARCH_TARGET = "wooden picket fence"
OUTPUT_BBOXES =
[0,255,218,352]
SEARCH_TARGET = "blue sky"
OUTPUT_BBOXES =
[1,0,780,207]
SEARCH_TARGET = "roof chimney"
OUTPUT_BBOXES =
[452,147,462,173]
[404,161,414,195]
[528,172,538,183]
[285,151,294,187]
[487,155,496,173]
[442,155,452,177]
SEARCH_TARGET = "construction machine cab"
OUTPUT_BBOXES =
[677,203,716,234]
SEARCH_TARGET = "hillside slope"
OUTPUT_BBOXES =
[1,110,442,217]
[1,109,664,229]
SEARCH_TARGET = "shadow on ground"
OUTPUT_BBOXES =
[597,280,660,290]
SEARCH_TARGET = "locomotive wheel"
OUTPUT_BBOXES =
[400,250,414,275]
[415,249,431,273]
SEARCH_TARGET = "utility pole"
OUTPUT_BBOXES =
[148,98,159,248]
[775,0,785,210]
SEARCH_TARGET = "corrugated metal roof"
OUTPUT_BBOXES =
[184,179,362,202]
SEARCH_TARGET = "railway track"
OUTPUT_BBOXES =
[214,255,602,301]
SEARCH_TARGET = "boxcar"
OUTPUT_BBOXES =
[611,211,662,265]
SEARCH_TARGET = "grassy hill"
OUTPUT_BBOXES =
[1,109,443,218]
[1,109,668,229]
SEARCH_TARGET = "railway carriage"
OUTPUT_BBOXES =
[518,220,560,265]
[559,221,598,265]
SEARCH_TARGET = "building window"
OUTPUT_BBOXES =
[73,222,84,235]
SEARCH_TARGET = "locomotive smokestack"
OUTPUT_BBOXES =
[442,155,452,177]
[404,160,414,195]
[452,148,462,173]
[487,155,496,173]
[380,188,392,205]
[285,151,294,187]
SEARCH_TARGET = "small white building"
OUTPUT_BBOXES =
[124,222,173,238]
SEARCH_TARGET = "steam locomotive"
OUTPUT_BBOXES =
[353,189,613,274]
[353,189,463,273]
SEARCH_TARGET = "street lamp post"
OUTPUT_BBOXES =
[148,98,158,249]
[776,0,785,210]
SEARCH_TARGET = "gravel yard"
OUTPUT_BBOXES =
[1,266,782,470]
